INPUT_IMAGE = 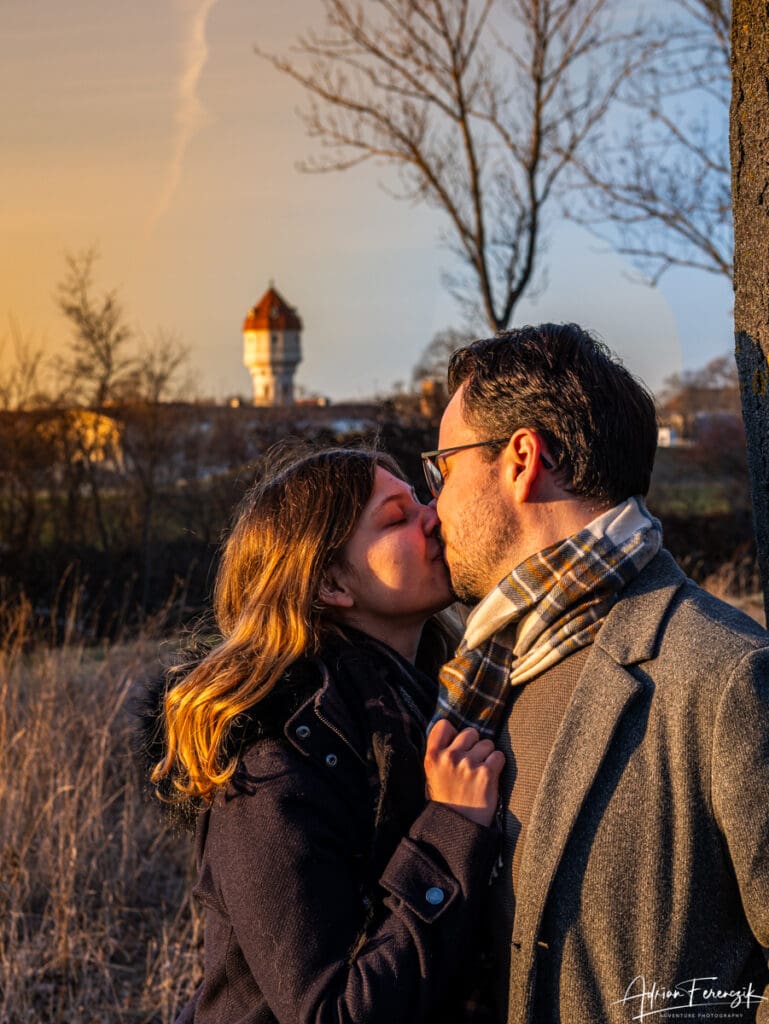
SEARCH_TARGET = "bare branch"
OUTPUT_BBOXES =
[259,0,648,330]
[56,248,137,407]
[572,0,732,282]
[0,317,48,411]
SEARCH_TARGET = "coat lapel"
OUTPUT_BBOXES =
[512,647,641,951]
[512,550,687,953]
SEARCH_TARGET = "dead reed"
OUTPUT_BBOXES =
[2,548,764,1023]
[702,554,766,627]
[0,599,201,1023]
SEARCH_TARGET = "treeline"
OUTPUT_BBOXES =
[1,387,758,640]
[0,397,437,638]
[2,247,758,637]
[0,251,443,636]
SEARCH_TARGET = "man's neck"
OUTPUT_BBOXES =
[488,498,612,596]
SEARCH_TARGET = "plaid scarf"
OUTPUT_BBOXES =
[435,496,662,739]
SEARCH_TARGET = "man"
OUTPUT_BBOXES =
[423,324,769,1024]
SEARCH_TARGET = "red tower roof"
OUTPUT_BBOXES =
[243,286,302,332]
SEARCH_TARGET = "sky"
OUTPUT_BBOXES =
[2,0,734,403]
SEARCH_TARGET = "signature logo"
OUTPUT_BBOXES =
[614,976,766,1022]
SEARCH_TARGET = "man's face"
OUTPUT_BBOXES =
[435,385,518,604]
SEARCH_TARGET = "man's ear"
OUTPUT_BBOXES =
[501,428,546,503]
[318,569,355,609]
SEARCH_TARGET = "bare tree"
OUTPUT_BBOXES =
[57,249,136,406]
[0,318,49,411]
[128,331,192,404]
[574,0,732,283]
[731,0,769,617]
[412,327,474,382]
[261,0,654,330]
[119,332,191,613]
[658,353,741,437]
[0,322,57,555]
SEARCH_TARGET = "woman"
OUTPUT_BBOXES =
[151,445,503,1024]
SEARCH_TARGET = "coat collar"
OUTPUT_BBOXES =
[510,550,687,1005]
[284,630,436,768]
[594,548,687,666]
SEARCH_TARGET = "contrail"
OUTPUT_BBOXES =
[145,0,220,237]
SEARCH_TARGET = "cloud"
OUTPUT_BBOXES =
[145,0,220,237]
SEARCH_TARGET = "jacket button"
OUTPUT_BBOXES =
[295,725,311,739]
[325,753,338,767]
[425,887,445,906]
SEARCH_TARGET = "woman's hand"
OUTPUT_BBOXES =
[424,720,505,827]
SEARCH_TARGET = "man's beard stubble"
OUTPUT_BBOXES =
[443,494,519,606]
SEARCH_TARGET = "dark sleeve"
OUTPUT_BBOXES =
[204,740,498,1024]
[712,645,769,959]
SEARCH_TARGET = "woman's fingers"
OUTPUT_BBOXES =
[485,749,506,776]
[425,718,457,756]
[423,720,504,827]
[463,737,496,765]
[427,721,498,768]
[450,726,481,752]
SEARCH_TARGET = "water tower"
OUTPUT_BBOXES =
[242,285,302,406]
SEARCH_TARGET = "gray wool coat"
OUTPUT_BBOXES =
[504,549,769,1024]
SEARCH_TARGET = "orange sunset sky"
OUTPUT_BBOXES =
[2,0,734,402]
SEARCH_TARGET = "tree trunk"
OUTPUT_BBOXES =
[730,0,769,621]
[85,460,110,554]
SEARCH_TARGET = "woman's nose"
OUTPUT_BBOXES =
[421,501,439,533]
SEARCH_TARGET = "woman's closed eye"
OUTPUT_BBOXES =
[381,510,409,528]
[373,487,422,529]
[381,502,422,528]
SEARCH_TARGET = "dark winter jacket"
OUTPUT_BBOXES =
[162,629,499,1024]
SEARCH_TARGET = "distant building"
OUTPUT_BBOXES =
[243,285,303,406]
[37,409,124,471]
[657,425,677,448]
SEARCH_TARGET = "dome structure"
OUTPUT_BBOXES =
[243,287,303,333]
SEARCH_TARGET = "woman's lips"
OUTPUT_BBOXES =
[430,540,449,566]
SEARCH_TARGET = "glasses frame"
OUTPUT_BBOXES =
[420,437,554,498]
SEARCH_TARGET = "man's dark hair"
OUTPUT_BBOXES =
[448,323,658,506]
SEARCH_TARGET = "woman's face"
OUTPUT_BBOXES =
[325,467,452,639]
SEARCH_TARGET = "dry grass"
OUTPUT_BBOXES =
[702,557,766,627]
[2,553,765,1023]
[0,600,202,1024]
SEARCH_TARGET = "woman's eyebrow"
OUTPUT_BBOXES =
[372,489,417,515]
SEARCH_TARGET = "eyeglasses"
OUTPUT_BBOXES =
[421,437,554,498]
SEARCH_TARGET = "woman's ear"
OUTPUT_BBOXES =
[318,570,355,609]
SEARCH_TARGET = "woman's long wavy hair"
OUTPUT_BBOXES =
[152,444,403,803]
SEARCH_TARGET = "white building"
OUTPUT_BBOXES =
[242,285,303,406]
